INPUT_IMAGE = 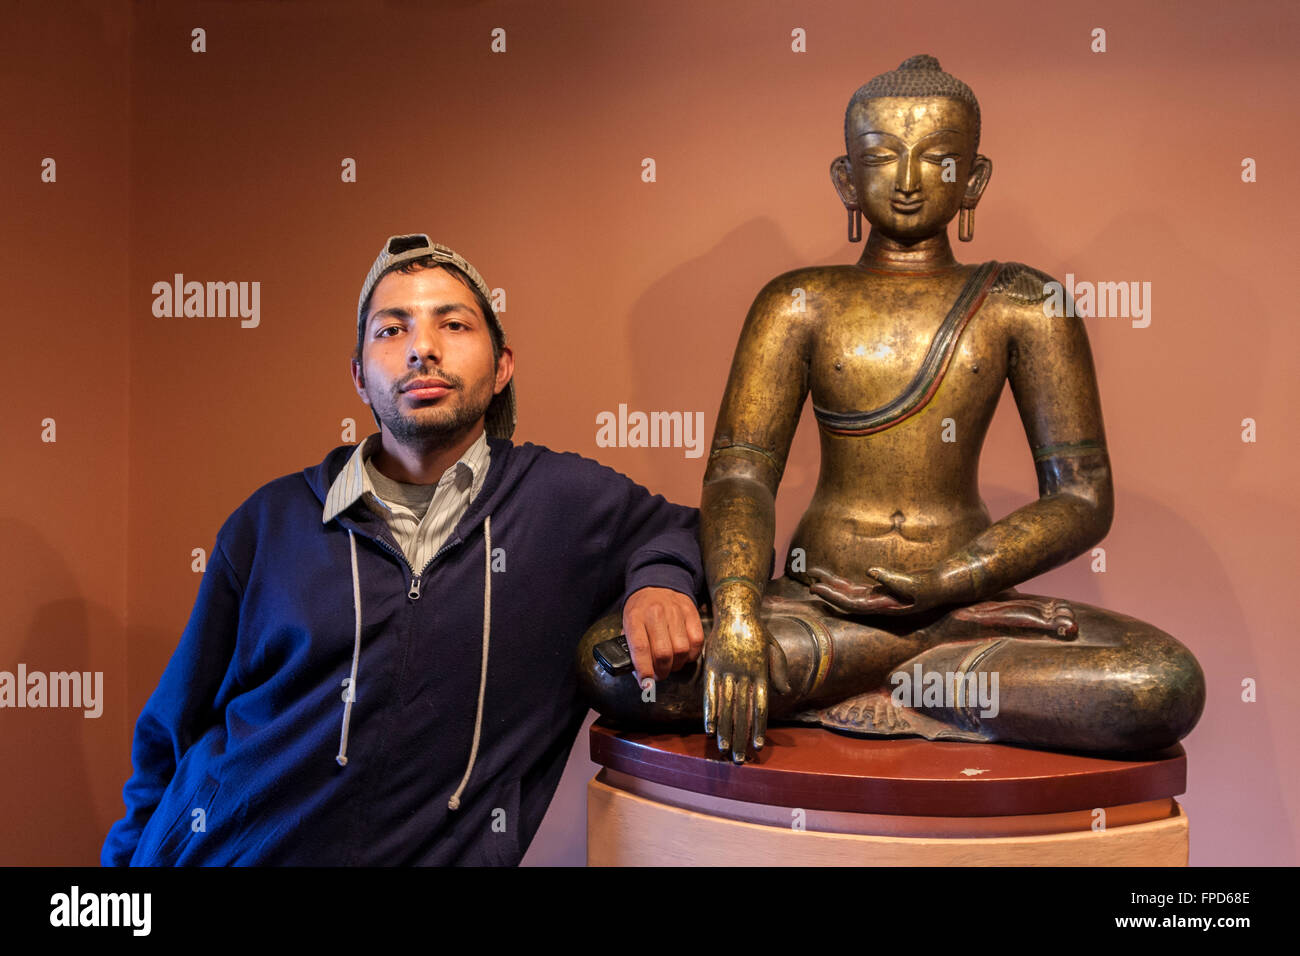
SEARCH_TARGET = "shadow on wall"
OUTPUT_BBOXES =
[0,517,125,865]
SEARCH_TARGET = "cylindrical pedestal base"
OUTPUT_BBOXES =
[587,768,1188,866]
[586,722,1191,866]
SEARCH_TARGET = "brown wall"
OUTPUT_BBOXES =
[0,1,132,864]
[1,0,1296,866]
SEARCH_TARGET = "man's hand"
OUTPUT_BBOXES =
[622,587,706,683]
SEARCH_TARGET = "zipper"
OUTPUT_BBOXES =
[361,526,466,602]
[363,532,418,599]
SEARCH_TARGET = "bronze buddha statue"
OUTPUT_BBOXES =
[579,54,1205,764]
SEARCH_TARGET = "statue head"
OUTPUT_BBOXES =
[832,55,992,243]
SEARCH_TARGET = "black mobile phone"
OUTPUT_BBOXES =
[593,634,633,676]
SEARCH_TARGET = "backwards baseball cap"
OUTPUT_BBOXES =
[357,234,516,440]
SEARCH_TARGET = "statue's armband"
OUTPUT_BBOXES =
[706,440,784,484]
[1032,440,1110,499]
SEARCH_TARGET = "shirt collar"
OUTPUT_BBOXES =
[322,431,490,524]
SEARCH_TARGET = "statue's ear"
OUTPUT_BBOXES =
[963,154,992,208]
[830,155,858,209]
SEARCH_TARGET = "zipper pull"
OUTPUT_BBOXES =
[408,573,422,600]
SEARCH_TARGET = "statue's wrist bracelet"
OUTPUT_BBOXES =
[711,576,764,603]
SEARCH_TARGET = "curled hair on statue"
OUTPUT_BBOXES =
[844,54,982,154]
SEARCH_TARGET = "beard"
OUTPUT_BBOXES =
[369,367,495,450]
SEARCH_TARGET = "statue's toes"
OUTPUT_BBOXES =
[881,703,911,732]
[820,701,864,731]
[817,692,905,735]
[1049,602,1079,638]
[823,701,860,725]
[818,693,991,743]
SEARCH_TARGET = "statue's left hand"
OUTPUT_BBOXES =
[808,566,958,616]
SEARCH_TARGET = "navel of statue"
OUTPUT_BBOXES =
[577,54,1205,765]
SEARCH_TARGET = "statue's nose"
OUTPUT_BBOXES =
[895,158,921,194]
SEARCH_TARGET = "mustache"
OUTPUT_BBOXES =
[398,368,463,391]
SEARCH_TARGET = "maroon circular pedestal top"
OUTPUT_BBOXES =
[589,720,1187,817]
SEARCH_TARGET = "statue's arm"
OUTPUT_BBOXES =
[937,294,1114,598]
[699,276,811,760]
[701,276,811,615]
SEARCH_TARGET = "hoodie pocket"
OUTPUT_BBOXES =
[150,772,221,866]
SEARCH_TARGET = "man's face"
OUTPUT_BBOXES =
[351,267,511,448]
[844,96,978,241]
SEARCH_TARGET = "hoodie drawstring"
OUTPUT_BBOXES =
[334,517,494,816]
[336,528,364,766]
[448,514,492,811]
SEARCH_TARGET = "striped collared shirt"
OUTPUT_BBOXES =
[321,431,491,573]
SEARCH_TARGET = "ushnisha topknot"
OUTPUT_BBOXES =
[845,54,981,152]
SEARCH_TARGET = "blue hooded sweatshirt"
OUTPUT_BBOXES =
[102,436,704,866]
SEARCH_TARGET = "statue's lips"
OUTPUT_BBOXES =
[890,198,924,213]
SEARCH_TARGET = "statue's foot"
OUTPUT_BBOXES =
[803,691,990,743]
[950,597,1078,640]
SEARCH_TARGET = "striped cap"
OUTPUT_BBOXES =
[357,234,515,440]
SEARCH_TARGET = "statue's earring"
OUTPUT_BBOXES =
[958,206,975,242]
[848,207,862,243]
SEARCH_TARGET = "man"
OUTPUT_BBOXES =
[102,234,706,865]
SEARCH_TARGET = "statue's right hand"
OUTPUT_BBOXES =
[807,565,915,613]
[703,611,790,764]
